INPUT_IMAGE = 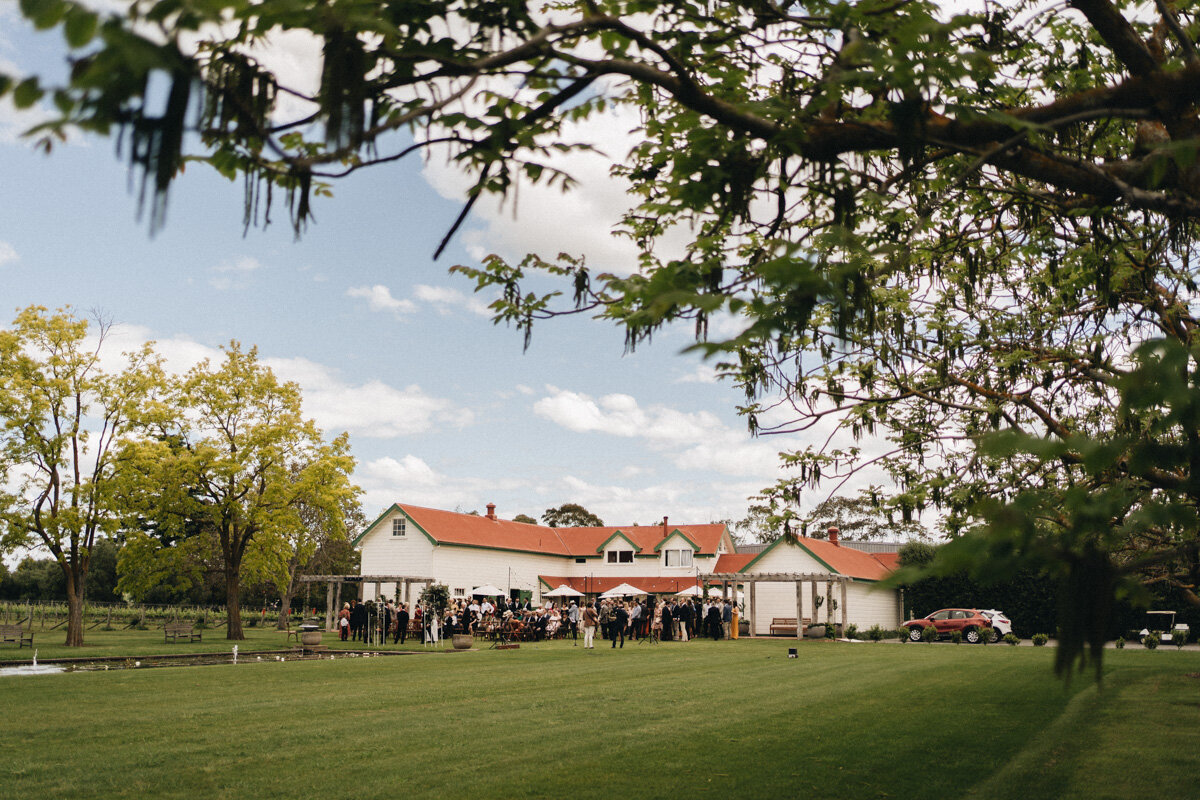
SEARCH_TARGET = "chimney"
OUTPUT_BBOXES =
[486,503,496,521]
[662,516,669,535]
[827,526,840,546]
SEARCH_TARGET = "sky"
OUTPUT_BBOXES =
[0,9,834,535]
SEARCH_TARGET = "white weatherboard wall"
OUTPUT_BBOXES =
[744,540,902,634]
[358,511,570,603]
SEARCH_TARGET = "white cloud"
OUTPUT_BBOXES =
[675,364,719,385]
[0,240,17,267]
[346,284,417,316]
[209,256,264,290]
[533,385,781,477]
[265,355,472,438]
[413,283,492,316]
[213,256,263,273]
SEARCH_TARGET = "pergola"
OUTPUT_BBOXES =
[299,574,435,632]
[698,571,851,639]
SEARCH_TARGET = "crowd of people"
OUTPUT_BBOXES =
[335,594,737,648]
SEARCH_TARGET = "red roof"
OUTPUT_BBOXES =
[384,504,728,557]
[539,576,733,595]
[713,553,755,573]
[799,537,896,581]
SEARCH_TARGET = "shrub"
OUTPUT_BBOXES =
[1114,636,1125,649]
[921,625,938,643]
[844,623,859,640]
[1003,633,1020,646]
[979,626,993,645]
[867,625,885,643]
[1172,628,1189,649]
[950,630,962,645]
[1032,633,1049,647]
[1143,633,1159,650]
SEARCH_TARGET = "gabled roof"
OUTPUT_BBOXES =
[594,530,643,554]
[355,503,729,558]
[738,535,896,581]
[713,553,755,573]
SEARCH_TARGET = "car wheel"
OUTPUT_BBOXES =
[964,627,980,644]
[988,628,1000,643]
[907,626,922,642]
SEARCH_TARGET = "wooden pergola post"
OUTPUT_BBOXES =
[840,579,848,635]
[324,582,335,631]
[748,580,757,637]
[794,580,804,641]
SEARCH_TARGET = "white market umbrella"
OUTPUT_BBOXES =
[601,582,649,598]
[674,585,704,597]
[471,584,506,596]
[543,585,585,598]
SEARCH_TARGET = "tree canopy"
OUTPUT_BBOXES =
[0,306,161,645]
[542,503,605,528]
[11,0,1200,673]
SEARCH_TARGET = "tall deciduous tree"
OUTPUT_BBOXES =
[0,306,161,646]
[542,503,604,528]
[119,343,356,640]
[15,0,1200,671]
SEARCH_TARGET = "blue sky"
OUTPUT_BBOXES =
[0,10,825,531]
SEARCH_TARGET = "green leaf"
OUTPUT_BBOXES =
[19,0,67,30]
[13,77,44,110]
[63,7,99,48]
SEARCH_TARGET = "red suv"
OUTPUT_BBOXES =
[903,608,995,643]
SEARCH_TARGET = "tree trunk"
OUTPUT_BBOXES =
[65,586,85,647]
[225,565,244,640]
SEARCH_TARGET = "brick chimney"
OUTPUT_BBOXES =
[486,503,497,521]
[662,516,669,535]
[827,526,840,546]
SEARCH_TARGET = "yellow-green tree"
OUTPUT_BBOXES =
[0,306,162,646]
[119,343,357,640]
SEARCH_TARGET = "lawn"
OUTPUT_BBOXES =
[0,638,1196,799]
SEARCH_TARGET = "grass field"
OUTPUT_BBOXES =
[1,637,1197,799]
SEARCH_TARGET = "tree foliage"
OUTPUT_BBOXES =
[14,0,1200,673]
[118,343,357,640]
[542,503,604,528]
[0,306,161,645]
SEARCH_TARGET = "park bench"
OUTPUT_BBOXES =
[769,617,799,636]
[164,622,202,643]
[0,624,33,648]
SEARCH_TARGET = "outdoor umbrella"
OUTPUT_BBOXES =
[543,585,585,598]
[470,584,506,596]
[674,585,704,597]
[601,582,649,598]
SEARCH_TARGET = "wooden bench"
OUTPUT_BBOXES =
[769,617,799,636]
[164,622,202,643]
[0,624,33,648]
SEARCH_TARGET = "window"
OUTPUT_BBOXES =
[606,550,633,564]
[664,549,693,567]
[453,587,465,598]
[575,558,587,564]
[392,517,406,537]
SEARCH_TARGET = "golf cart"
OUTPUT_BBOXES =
[1137,610,1188,645]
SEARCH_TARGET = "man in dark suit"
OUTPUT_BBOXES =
[394,602,410,644]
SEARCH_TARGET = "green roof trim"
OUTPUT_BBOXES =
[594,530,642,554]
[351,504,437,548]
[740,535,838,574]
[653,528,700,552]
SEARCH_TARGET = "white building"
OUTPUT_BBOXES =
[354,502,902,632]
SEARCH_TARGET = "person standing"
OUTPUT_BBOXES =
[582,602,598,649]
[395,602,410,644]
[628,599,642,641]
[612,601,628,648]
[722,600,733,640]
[338,602,351,641]
[568,600,580,645]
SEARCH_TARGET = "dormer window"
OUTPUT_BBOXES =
[663,549,693,567]
[606,550,634,564]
